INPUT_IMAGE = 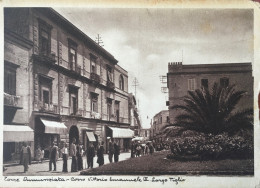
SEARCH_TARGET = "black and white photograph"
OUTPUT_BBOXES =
[1,1,260,187]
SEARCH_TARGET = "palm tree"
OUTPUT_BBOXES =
[164,83,253,135]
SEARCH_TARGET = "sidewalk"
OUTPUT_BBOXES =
[3,152,131,167]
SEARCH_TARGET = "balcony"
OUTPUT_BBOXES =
[32,52,56,65]
[69,108,84,117]
[90,72,101,84]
[75,65,81,75]
[106,80,115,90]
[38,101,58,113]
[91,111,101,119]
[4,93,23,109]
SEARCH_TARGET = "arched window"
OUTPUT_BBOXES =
[119,75,124,90]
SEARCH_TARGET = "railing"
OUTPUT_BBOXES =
[90,72,101,83]
[75,65,81,75]
[32,53,57,64]
[4,93,23,108]
[37,101,58,113]
[106,80,115,90]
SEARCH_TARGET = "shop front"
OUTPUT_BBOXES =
[106,126,134,152]
[35,117,67,158]
[3,125,34,162]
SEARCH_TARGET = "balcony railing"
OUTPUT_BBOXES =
[106,80,115,90]
[38,101,58,113]
[90,72,101,84]
[4,93,23,109]
[75,65,81,75]
[32,53,57,64]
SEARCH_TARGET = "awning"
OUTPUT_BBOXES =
[4,125,34,142]
[40,118,67,134]
[109,127,134,138]
[86,132,96,142]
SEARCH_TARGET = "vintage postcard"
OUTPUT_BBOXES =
[1,0,260,187]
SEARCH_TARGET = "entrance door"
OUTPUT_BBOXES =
[69,125,79,145]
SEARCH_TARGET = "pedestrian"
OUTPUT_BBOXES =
[70,138,78,172]
[35,146,41,163]
[61,143,68,172]
[108,138,114,163]
[136,144,142,157]
[77,144,83,171]
[40,147,44,163]
[149,143,154,155]
[49,142,58,171]
[20,142,31,173]
[145,143,149,155]
[114,140,120,163]
[87,142,95,168]
[97,141,104,166]
[130,141,135,158]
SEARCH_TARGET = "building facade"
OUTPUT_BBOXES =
[128,93,141,136]
[4,8,133,161]
[167,62,253,124]
[150,110,169,141]
[139,128,151,141]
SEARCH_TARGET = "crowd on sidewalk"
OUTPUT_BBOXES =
[13,137,123,173]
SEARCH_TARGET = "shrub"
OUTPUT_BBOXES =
[168,132,253,160]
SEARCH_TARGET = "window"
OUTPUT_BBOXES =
[115,101,120,122]
[220,78,229,88]
[69,86,78,115]
[38,19,52,56]
[4,63,17,95]
[160,117,162,124]
[107,98,113,120]
[166,116,170,123]
[201,79,208,89]
[119,75,124,90]
[68,39,77,71]
[188,78,195,91]
[91,93,98,112]
[107,66,113,82]
[90,55,97,73]
[39,75,53,105]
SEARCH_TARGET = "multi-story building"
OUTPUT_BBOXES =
[139,128,151,141]
[128,93,141,136]
[167,62,253,124]
[150,110,169,141]
[4,8,133,161]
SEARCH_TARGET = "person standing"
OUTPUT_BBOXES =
[61,143,68,172]
[70,138,78,172]
[114,140,120,163]
[49,142,58,171]
[20,142,31,173]
[97,141,104,166]
[87,142,95,168]
[108,138,114,163]
[77,144,83,171]
[35,146,41,163]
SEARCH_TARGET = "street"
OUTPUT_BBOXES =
[3,152,131,176]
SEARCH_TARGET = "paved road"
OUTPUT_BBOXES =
[3,152,131,176]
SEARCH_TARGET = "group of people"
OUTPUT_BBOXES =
[19,138,121,173]
[131,141,154,158]
[107,138,120,163]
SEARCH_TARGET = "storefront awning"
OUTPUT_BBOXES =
[109,127,134,138]
[40,118,67,134]
[4,125,34,142]
[86,131,96,142]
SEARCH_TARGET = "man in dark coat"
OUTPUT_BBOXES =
[108,138,114,163]
[114,140,120,163]
[87,142,95,168]
[97,141,104,166]
[49,142,58,171]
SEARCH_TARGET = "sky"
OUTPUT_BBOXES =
[54,8,253,128]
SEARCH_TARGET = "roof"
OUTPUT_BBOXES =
[35,8,118,65]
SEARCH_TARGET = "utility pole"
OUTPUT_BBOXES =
[132,77,139,98]
[95,34,104,47]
